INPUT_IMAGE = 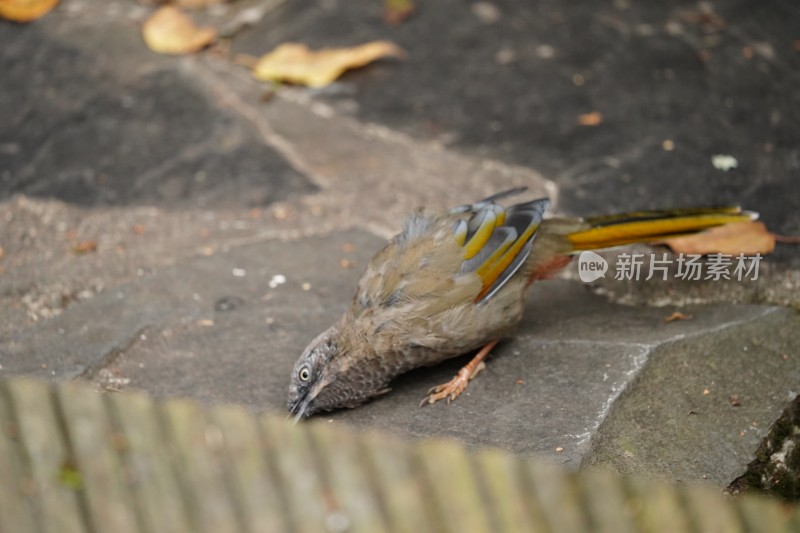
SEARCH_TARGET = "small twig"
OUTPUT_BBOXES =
[772,233,800,244]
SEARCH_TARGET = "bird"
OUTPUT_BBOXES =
[287,188,756,420]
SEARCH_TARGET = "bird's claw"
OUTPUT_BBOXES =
[419,384,459,407]
[419,362,486,408]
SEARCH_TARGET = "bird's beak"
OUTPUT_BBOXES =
[291,398,311,424]
[287,390,313,424]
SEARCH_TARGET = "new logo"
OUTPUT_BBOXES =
[578,251,608,283]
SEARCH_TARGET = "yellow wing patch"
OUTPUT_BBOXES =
[474,222,540,301]
[454,197,550,303]
[463,209,497,259]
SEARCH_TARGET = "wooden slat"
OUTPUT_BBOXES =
[55,384,141,533]
[160,398,245,533]
[625,476,691,533]
[260,415,328,533]
[0,381,40,533]
[737,492,794,533]
[682,484,744,533]
[361,430,437,533]
[308,422,390,533]
[106,390,194,533]
[791,506,800,531]
[475,448,547,533]
[525,460,589,533]
[576,467,637,533]
[415,439,493,533]
[4,379,86,533]
[1,378,798,533]
[208,405,288,533]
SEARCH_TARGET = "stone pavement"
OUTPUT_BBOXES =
[1,0,799,493]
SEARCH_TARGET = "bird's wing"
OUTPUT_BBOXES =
[452,191,550,303]
[350,190,550,316]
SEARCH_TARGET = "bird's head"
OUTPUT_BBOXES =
[287,325,386,421]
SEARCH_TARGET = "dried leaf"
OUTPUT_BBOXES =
[73,240,98,254]
[253,41,407,88]
[664,311,692,322]
[142,6,217,55]
[0,0,59,22]
[384,0,415,25]
[663,221,776,255]
[578,111,603,126]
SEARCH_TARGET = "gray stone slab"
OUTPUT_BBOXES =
[583,305,800,485]
[0,230,378,381]
[235,0,800,252]
[0,24,314,207]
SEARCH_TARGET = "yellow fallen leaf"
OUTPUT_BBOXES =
[578,111,603,126]
[142,6,217,55]
[253,41,407,88]
[663,220,775,255]
[0,0,59,22]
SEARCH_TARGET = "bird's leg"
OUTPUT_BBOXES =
[420,340,498,407]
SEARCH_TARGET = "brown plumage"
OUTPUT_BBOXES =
[287,188,756,419]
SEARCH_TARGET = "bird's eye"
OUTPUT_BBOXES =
[299,366,310,382]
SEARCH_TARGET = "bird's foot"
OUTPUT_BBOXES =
[419,361,486,407]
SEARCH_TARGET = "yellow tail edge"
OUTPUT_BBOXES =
[567,207,758,252]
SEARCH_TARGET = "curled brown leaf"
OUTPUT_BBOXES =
[663,220,776,255]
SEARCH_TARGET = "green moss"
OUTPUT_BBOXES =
[58,459,82,491]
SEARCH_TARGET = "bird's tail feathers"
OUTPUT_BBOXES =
[566,206,758,252]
